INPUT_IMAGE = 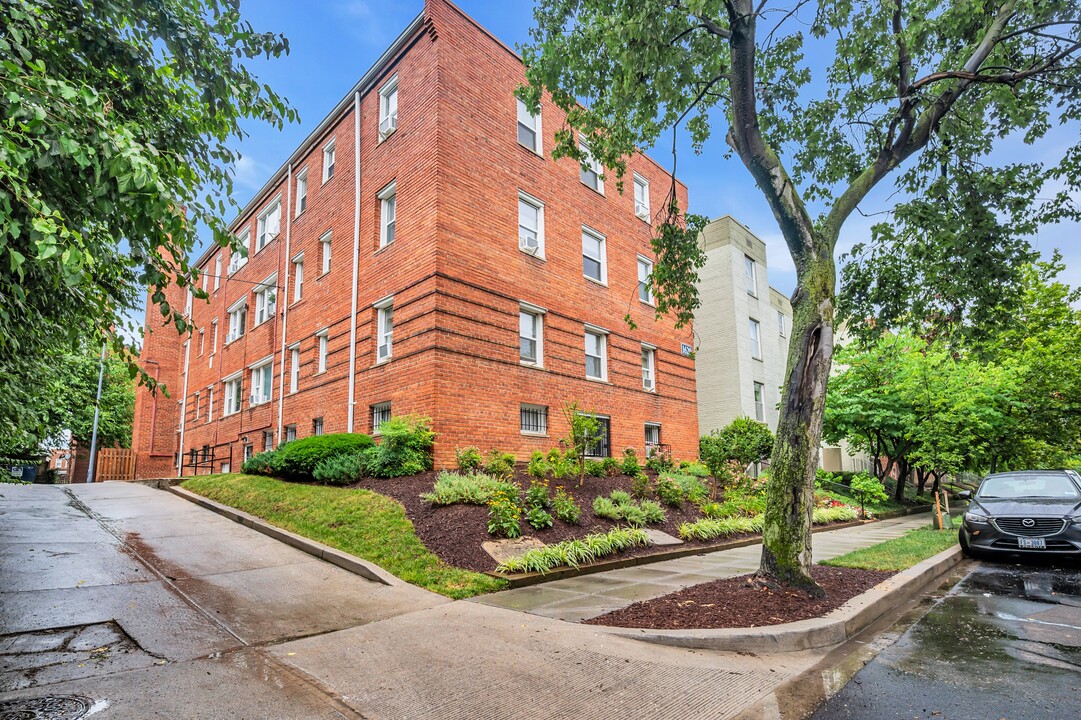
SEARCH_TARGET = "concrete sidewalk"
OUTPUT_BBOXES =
[472,514,934,621]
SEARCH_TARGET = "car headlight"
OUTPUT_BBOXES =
[964,511,990,525]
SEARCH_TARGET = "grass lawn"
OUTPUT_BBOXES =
[821,524,959,571]
[182,474,507,599]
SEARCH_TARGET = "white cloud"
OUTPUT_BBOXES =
[233,155,272,192]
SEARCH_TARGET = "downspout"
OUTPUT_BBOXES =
[176,328,192,476]
[347,90,361,432]
[277,163,293,443]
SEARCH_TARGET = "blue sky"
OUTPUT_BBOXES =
[212,0,1080,297]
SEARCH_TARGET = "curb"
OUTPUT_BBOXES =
[596,544,963,653]
[168,485,399,587]
[490,519,866,588]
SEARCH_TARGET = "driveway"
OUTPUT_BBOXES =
[810,559,1081,720]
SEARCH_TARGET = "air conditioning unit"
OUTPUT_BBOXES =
[379,112,398,138]
[226,332,237,343]
[519,231,539,255]
[267,231,279,243]
[249,394,258,405]
[635,201,649,218]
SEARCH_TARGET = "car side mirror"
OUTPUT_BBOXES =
[958,490,971,501]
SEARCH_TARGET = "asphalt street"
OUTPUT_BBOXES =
[810,558,1081,720]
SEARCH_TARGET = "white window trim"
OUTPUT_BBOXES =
[579,141,604,194]
[315,329,329,374]
[520,403,549,437]
[256,197,282,253]
[322,139,336,183]
[289,343,300,394]
[582,226,608,285]
[753,382,766,422]
[517,191,545,259]
[749,318,763,360]
[228,232,249,275]
[295,169,308,217]
[253,274,278,327]
[374,295,394,362]
[584,324,609,382]
[378,181,397,248]
[214,254,222,290]
[248,355,274,407]
[645,422,662,447]
[633,172,651,221]
[516,98,542,155]
[519,301,546,368]
[641,343,657,392]
[745,255,758,297]
[778,311,787,338]
[378,74,399,140]
[371,402,392,435]
[207,385,214,422]
[222,370,243,417]
[226,298,246,345]
[320,229,332,276]
[291,253,304,304]
[637,254,655,305]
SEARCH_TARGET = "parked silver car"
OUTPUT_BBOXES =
[959,470,1081,558]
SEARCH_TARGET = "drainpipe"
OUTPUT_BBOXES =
[175,324,192,476]
[277,163,293,444]
[85,341,107,483]
[347,90,361,432]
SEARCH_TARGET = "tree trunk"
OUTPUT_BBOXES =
[756,250,836,597]
[894,457,909,503]
[916,467,928,496]
[931,470,942,497]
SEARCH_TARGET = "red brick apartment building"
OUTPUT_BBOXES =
[131,0,698,477]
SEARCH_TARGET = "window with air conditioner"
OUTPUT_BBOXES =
[638,256,654,304]
[579,141,604,194]
[254,275,277,326]
[226,300,246,344]
[641,345,656,391]
[518,192,544,258]
[633,173,650,220]
[379,181,396,247]
[257,200,281,251]
[379,75,398,140]
[250,360,273,406]
[582,227,606,283]
[516,98,542,153]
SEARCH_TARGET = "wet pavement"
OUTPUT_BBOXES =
[810,558,1081,720]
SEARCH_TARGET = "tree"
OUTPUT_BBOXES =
[0,0,296,445]
[562,401,603,487]
[521,0,1080,593]
[700,417,774,499]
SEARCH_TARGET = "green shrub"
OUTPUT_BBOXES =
[814,505,859,524]
[850,471,889,504]
[639,500,666,524]
[526,506,554,530]
[619,504,648,527]
[815,468,843,489]
[421,471,513,506]
[546,448,575,479]
[593,496,621,520]
[699,502,725,519]
[665,473,709,505]
[609,489,632,505]
[312,453,366,486]
[717,488,767,517]
[487,483,522,538]
[552,486,581,524]
[526,477,551,509]
[455,446,483,473]
[527,451,549,479]
[680,461,710,478]
[584,459,607,477]
[631,472,651,499]
[363,416,435,479]
[242,450,279,476]
[645,445,673,473]
[483,449,516,480]
[678,516,764,541]
[273,433,375,481]
[655,475,684,508]
[602,457,621,476]
[495,527,651,574]
[621,448,640,476]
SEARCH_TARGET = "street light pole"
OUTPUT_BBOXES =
[86,342,107,483]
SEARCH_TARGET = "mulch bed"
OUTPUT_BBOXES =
[583,566,895,629]
[356,469,737,573]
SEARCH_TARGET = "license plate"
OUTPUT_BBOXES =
[1018,537,1046,550]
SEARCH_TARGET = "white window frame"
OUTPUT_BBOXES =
[316,329,329,374]
[284,424,297,443]
[378,181,396,248]
[579,141,604,194]
[637,255,654,305]
[645,422,662,449]
[519,302,546,367]
[313,417,324,436]
[778,310,787,338]
[201,268,208,293]
[292,254,304,303]
[198,328,205,356]
[263,430,275,452]
[745,255,758,297]
[520,403,548,436]
[320,230,332,275]
[289,344,300,393]
[375,296,394,362]
[295,169,308,216]
[207,386,214,422]
[214,254,222,290]
[223,372,243,417]
[378,74,399,140]
[517,191,545,259]
[372,402,392,434]
[249,357,273,406]
[194,390,200,420]
[633,173,650,221]
[753,382,765,422]
[516,98,542,154]
[749,318,762,360]
[641,344,656,392]
[256,199,281,252]
[584,325,608,381]
[254,274,278,326]
[228,233,248,275]
[582,226,607,284]
[226,298,246,344]
[322,139,336,183]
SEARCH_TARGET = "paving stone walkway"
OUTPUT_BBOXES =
[471,514,933,622]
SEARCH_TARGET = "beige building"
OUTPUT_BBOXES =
[694,216,792,435]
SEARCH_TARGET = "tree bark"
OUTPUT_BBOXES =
[916,467,928,496]
[894,457,910,503]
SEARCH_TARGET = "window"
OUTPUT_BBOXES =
[372,402,392,434]
[376,298,393,362]
[582,227,606,283]
[585,327,607,380]
[263,430,275,451]
[313,417,324,436]
[633,173,650,220]
[516,98,541,153]
[583,415,611,458]
[320,230,332,275]
[322,140,336,182]
[211,319,218,355]
[228,235,248,275]
[778,311,787,338]
[745,255,758,296]
[284,424,296,443]
[749,318,762,359]
[637,256,654,304]
[257,201,281,251]
[296,170,308,216]
[645,423,661,449]
[289,346,300,393]
[519,304,544,366]
[579,141,603,193]
[292,256,304,303]
[316,330,328,373]
[641,345,656,391]
[753,382,765,421]
[379,182,396,247]
[198,328,205,356]
[214,254,222,290]
[250,359,273,406]
[227,299,246,343]
[379,75,398,139]
[254,276,277,326]
[243,445,254,462]
[520,404,548,435]
[184,290,192,317]
[207,386,214,421]
[223,375,243,416]
[201,268,208,293]
[518,192,544,258]
[194,391,200,420]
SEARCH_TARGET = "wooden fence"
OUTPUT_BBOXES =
[95,448,136,482]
